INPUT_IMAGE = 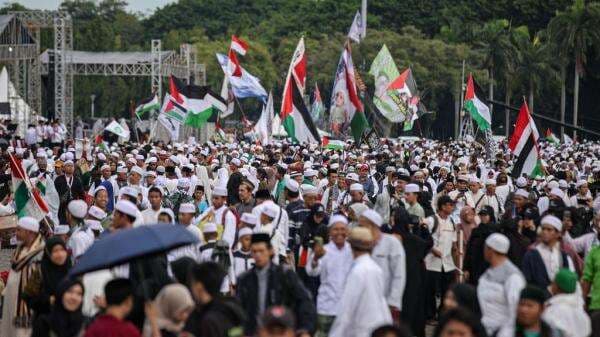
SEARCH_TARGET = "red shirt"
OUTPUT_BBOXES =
[84,314,141,337]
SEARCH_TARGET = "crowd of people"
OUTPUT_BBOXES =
[0,122,599,337]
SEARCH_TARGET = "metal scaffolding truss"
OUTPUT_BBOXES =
[9,10,205,137]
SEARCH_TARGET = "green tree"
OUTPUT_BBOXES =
[474,19,511,115]
[509,26,552,113]
[548,0,600,137]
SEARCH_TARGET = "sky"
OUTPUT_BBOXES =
[6,0,175,15]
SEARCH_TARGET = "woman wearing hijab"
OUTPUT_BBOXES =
[442,283,481,318]
[464,206,498,286]
[458,206,477,243]
[143,284,195,337]
[391,207,432,337]
[29,236,72,317]
[31,279,85,337]
[99,179,115,212]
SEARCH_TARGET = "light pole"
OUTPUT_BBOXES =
[90,94,96,119]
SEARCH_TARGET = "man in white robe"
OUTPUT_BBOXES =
[329,227,392,337]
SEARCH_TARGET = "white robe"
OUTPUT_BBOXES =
[329,254,392,337]
[542,293,591,337]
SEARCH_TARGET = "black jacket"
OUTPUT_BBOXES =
[236,263,316,335]
[53,175,85,224]
[184,297,246,337]
[464,223,499,286]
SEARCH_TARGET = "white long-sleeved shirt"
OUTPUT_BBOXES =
[306,241,353,316]
[371,233,406,310]
[329,254,392,337]
[477,260,526,335]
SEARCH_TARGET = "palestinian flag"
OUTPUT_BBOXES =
[280,38,320,144]
[9,154,49,220]
[509,102,543,178]
[134,94,160,119]
[329,41,368,142]
[215,114,227,141]
[184,85,227,129]
[387,68,420,131]
[464,74,491,130]
[94,135,110,153]
[545,129,560,144]
[322,136,344,150]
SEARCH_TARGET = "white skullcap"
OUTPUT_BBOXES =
[85,219,103,232]
[558,179,568,189]
[145,171,156,178]
[405,184,420,193]
[485,179,497,186]
[301,184,318,196]
[54,224,70,235]
[64,160,74,166]
[238,227,253,237]
[515,189,529,198]
[88,205,107,220]
[576,180,588,188]
[115,200,138,219]
[18,216,39,232]
[285,179,299,192]
[541,215,563,232]
[550,187,564,199]
[68,200,88,219]
[547,180,559,189]
[179,203,196,214]
[65,152,74,161]
[261,203,279,218]
[240,213,257,225]
[361,209,383,227]
[135,154,144,160]
[119,186,138,199]
[177,178,190,188]
[231,158,241,167]
[346,173,359,182]
[97,153,107,161]
[94,185,107,195]
[516,177,528,188]
[350,183,364,193]
[304,169,317,177]
[328,214,348,227]
[130,166,144,176]
[212,186,228,197]
[127,158,136,165]
[203,222,218,233]
[469,177,480,184]
[100,164,111,171]
[485,233,510,254]
[116,166,127,173]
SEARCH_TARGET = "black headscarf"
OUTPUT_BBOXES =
[448,283,481,318]
[49,279,85,337]
[170,256,196,286]
[41,236,72,299]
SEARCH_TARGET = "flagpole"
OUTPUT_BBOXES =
[129,100,140,143]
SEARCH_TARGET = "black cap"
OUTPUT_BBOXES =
[255,189,271,200]
[251,233,271,245]
[520,285,547,304]
[478,205,493,216]
[261,306,295,330]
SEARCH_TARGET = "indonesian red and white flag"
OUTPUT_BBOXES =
[230,35,248,55]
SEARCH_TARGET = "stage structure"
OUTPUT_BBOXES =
[4,10,205,137]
